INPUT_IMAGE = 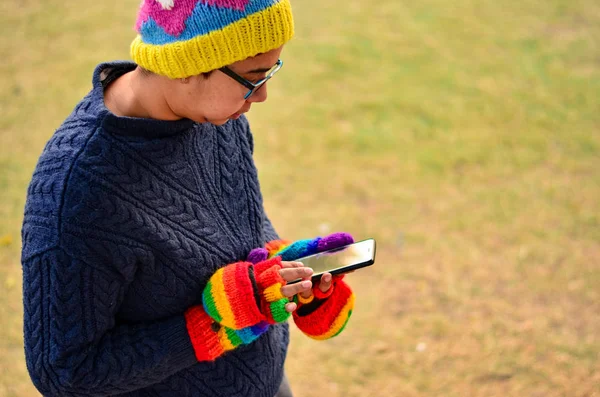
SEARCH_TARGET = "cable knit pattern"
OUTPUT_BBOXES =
[21,62,288,397]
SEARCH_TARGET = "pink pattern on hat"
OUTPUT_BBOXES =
[136,0,250,37]
[206,0,250,10]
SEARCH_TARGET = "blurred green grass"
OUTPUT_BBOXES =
[1,0,599,396]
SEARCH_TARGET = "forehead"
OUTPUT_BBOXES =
[229,46,283,72]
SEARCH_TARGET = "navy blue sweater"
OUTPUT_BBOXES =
[21,62,288,397]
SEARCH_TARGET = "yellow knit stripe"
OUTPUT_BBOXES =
[263,283,284,302]
[131,0,294,78]
[297,293,314,305]
[218,326,235,351]
[210,269,237,329]
[309,293,356,341]
[267,247,287,259]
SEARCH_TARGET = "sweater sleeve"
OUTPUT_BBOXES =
[22,246,231,396]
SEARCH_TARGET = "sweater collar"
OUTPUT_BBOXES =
[92,61,195,138]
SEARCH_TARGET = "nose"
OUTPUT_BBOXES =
[247,83,268,103]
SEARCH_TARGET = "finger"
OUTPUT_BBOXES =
[300,272,314,299]
[279,267,312,282]
[285,302,297,313]
[319,272,333,293]
[281,280,312,298]
[300,283,313,299]
[280,261,304,269]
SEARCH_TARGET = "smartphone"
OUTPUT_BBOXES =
[288,238,376,284]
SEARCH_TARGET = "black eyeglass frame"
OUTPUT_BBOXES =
[219,59,283,100]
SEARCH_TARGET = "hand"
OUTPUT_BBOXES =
[247,232,354,306]
[299,272,333,301]
[279,261,313,312]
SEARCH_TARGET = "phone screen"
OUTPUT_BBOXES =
[297,239,376,276]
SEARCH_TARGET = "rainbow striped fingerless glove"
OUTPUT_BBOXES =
[202,257,291,329]
[292,276,355,340]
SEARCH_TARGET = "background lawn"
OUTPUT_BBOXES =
[0,0,599,396]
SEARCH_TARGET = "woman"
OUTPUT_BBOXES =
[21,0,355,396]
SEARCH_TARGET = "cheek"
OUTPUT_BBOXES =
[208,94,245,117]
[191,85,245,119]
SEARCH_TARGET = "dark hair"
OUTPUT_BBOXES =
[138,66,153,77]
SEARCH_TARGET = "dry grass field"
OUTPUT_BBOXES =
[1,0,599,396]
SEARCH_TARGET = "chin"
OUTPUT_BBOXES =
[196,117,228,126]
[210,119,230,126]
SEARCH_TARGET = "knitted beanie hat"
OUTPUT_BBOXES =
[130,0,294,79]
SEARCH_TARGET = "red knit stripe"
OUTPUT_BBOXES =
[256,265,284,290]
[184,306,224,361]
[293,281,353,336]
[253,256,282,275]
[313,283,334,299]
[313,274,345,300]
[262,299,277,325]
[227,262,263,328]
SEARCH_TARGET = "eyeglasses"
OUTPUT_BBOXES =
[219,59,283,100]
